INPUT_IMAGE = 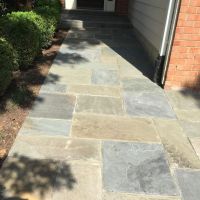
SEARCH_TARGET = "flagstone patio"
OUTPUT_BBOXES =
[0,11,200,200]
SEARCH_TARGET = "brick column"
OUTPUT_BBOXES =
[115,0,129,15]
[164,0,200,90]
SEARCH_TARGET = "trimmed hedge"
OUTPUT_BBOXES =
[0,0,61,95]
[0,12,40,68]
[34,7,58,47]
[0,37,18,96]
[35,0,62,11]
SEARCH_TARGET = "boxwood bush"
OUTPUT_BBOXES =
[0,12,40,68]
[35,0,62,11]
[0,37,18,96]
[34,7,58,47]
[0,0,61,95]
[12,11,54,48]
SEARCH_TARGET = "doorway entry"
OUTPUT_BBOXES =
[77,0,104,10]
[65,0,116,12]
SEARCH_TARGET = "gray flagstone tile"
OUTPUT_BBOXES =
[40,82,67,94]
[92,69,120,86]
[19,118,71,137]
[103,141,178,196]
[176,169,200,200]
[122,78,162,93]
[123,91,176,118]
[29,93,75,120]
[103,192,181,200]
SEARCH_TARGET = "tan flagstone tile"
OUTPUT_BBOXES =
[0,156,55,200]
[72,114,160,142]
[9,136,101,163]
[118,57,143,78]
[48,68,92,85]
[68,85,121,97]
[52,163,102,200]
[175,109,200,122]
[103,192,181,200]
[166,91,200,110]
[190,138,200,159]
[75,95,124,115]
[154,119,200,169]
[101,55,118,65]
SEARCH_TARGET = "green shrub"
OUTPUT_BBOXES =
[34,0,61,25]
[12,11,54,48]
[35,0,61,11]
[0,37,18,96]
[33,7,57,46]
[0,69,12,96]
[34,5,60,26]
[0,37,18,71]
[0,12,40,68]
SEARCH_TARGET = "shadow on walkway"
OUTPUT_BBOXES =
[180,74,200,108]
[0,154,76,199]
[61,10,155,79]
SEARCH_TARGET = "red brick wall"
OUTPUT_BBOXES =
[165,0,200,90]
[115,0,129,15]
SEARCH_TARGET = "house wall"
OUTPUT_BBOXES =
[116,0,129,15]
[128,0,169,64]
[165,0,200,90]
[60,0,65,8]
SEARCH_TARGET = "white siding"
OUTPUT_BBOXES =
[129,0,169,51]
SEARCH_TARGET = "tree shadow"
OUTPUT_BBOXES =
[180,74,200,108]
[61,10,155,80]
[53,52,89,65]
[62,38,101,51]
[0,153,76,199]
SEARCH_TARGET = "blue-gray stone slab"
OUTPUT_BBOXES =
[19,118,71,137]
[92,69,119,85]
[176,169,200,200]
[122,78,162,93]
[103,141,178,196]
[123,91,176,118]
[29,93,75,119]
[58,45,101,63]
[40,82,67,94]
[61,38,102,51]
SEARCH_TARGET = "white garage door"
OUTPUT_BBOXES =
[129,0,172,57]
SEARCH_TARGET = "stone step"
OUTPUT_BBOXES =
[60,10,132,30]
[60,19,132,30]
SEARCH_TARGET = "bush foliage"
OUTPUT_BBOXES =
[0,37,18,95]
[0,0,61,95]
[0,12,40,68]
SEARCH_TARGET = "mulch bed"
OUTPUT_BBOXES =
[0,29,68,167]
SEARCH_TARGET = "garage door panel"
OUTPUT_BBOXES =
[129,0,170,52]
[134,1,167,23]
[131,17,161,49]
[135,0,169,10]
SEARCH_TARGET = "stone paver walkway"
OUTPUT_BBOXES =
[1,11,200,200]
